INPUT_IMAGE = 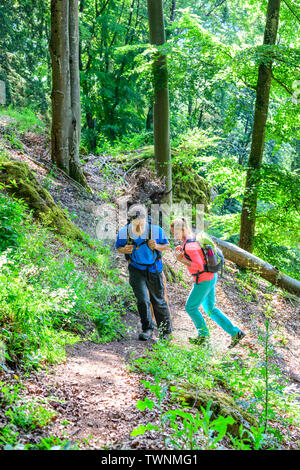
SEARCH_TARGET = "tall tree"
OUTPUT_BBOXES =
[147,0,172,204]
[0,0,50,111]
[49,0,87,186]
[78,0,146,148]
[239,0,281,252]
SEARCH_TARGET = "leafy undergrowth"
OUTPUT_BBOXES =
[0,377,80,450]
[0,190,136,449]
[127,257,300,450]
[0,106,46,137]
[129,334,300,450]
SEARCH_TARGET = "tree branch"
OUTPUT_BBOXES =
[97,0,112,17]
[170,0,176,22]
[271,70,293,95]
[282,0,300,24]
[206,0,227,17]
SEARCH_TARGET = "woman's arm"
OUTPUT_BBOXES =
[175,248,191,266]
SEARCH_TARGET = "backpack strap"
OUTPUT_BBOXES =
[182,237,208,283]
[149,220,163,269]
[125,220,161,270]
[182,238,196,262]
[125,221,133,262]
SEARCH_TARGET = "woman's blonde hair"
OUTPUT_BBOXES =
[170,217,191,232]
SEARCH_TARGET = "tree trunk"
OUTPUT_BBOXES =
[170,0,176,22]
[50,0,87,186]
[146,103,153,130]
[239,0,281,252]
[211,235,300,296]
[50,0,71,174]
[166,0,176,39]
[147,0,172,205]
[197,104,204,128]
[69,0,86,185]
[187,95,192,127]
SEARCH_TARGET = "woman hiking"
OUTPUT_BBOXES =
[116,204,172,341]
[170,218,245,348]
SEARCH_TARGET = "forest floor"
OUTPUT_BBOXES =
[1,118,299,450]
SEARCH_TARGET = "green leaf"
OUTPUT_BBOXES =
[131,423,158,437]
[136,398,155,411]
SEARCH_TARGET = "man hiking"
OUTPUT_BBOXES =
[115,204,172,341]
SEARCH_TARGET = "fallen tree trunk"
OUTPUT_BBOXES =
[211,236,300,296]
[179,383,257,438]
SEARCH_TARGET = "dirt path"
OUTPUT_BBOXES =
[35,339,149,449]
[23,258,300,449]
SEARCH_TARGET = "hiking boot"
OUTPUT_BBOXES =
[189,336,209,346]
[229,330,246,349]
[138,329,153,341]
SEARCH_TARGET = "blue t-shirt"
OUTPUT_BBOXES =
[115,223,168,273]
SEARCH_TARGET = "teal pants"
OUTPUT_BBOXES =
[185,274,240,338]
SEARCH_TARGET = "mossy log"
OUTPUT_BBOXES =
[179,383,257,437]
[172,161,210,212]
[163,261,178,283]
[0,160,84,240]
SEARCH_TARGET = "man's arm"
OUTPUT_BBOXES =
[147,240,169,252]
[148,226,170,252]
[115,226,134,255]
[117,245,134,255]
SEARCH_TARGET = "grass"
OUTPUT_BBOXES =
[0,105,46,134]
[0,188,137,449]
[0,190,135,370]
[130,336,299,449]
[0,379,80,450]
